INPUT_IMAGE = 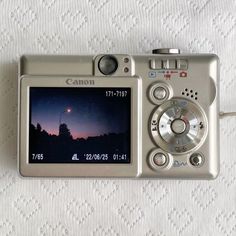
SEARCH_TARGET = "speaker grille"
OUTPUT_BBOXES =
[181,88,198,100]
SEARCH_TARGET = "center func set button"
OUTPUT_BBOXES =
[171,119,186,134]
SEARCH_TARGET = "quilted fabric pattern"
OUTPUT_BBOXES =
[0,0,236,235]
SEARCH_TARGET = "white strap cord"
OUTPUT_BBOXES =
[219,111,236,118]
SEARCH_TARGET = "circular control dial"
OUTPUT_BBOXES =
[150,99,207,154]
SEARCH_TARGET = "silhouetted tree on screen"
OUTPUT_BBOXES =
[59,123,72,140]
[29,122,130,162]
[36,123,42,132]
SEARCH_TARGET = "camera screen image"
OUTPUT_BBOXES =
[29,87,131,163]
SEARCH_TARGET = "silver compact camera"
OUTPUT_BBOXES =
[18,48,219,178]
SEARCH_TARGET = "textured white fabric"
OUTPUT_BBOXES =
[0,0,236,235]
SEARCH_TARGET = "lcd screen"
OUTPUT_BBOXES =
[29,87,131,163]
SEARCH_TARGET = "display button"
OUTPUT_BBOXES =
[153,153,167,166]
[190,153,204,167]
[153,87,167,100]
[171,119,186,134]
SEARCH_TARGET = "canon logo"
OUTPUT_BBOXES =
[66,79,95,86]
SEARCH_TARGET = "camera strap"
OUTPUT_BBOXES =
[219,111,236,118]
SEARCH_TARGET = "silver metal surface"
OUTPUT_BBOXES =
[18,51,219,178]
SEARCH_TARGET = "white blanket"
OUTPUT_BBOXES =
[0,0,235,235]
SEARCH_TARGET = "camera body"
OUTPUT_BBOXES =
[18,49,219,178]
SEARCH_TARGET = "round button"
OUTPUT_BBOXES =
[153,87,167,100]
[153,153,167,166]
[149,83,171,105]
[190,153,204,167]
[149,149,170,170]
[98,55,118,75]
[171,119,186,134]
